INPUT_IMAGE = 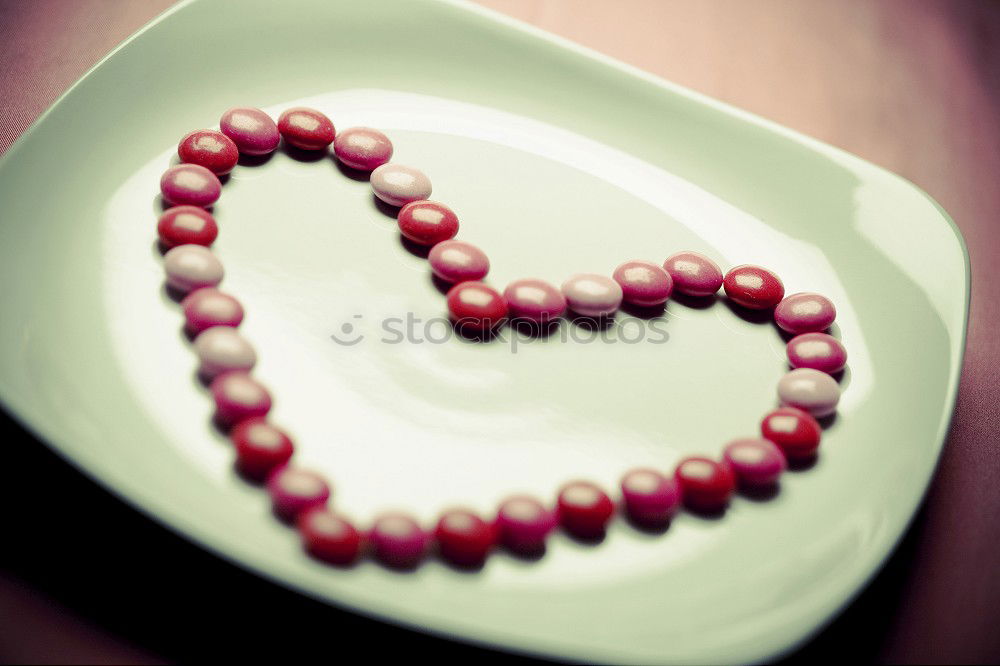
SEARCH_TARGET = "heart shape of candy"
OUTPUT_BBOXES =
[154,105,846,570]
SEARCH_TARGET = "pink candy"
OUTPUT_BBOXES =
[333,127,393,171]
[267,466,331,522]
[786,332,847,374]
[774,292,836,334]
[428,240,489,283]
[496,496,556,554]
[620,468,681,525]
[503,279,567,323]
[193,326,257,379]
[210,371,272,428]
[663,251,723,298]
[561,274,623,317]
[777,368,840,418]
[163,245,224,293]
[219,107,280,156]
[160,164,222,208]
[181,288,244,334]
[370,164,432,207]
[722,439,787,487]
[370,513,429,569]
[613,260,674,307]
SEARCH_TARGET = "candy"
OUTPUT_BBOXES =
[777,368,840,417]
[177,129,239,175]
[446,282,508,331]
[723,264,785,310]
[786,332,847,374]
[557,481,615,538]
[675,457,736,512]
[613,260,673,306]
[267,466,330,522]
[159,163,221,208]
[219,107,280,156]
[774,292,836,334]
[181,288,244,335]
[496,495,555,554]
[370,164,432,207]
[298,508,363,566]
[503,278,567,323]
[561,273,623,317]
[163,244,223,293]
[157,205,218,248]
[397,200,459,246]
[210,371,272,428]
[230,418,294,481]
[620,468,681,525]
[434,509,495,567]
[193,326,257,379]
[333,127,393,171]
[370,513,428,569]
[760,407,822,460]
[722,438,786,487]
[662,252,723,297]
[428,239,489,283]
[277,107,336,151]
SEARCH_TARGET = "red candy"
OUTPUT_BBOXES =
[267,466,330,522]
[370,513,429,569]
[557,481,615,538]
[298,507,363,566]
[620,468,681,525]
[446,282,508,331]
[675,457,736,512]
[434,509,495,567]
[774,292,836,334]
[722,438,787,487]
[181,288,244,335]
[219,107,280,156]
[760,407,822,460]
[496,496,555,554]
[230,418,294,481]
[157,205,218,248]
[210,372,272,428]
[177,129,239,175]
[397,200,459,246]
[723,264,785,310]
[278,107,336,151]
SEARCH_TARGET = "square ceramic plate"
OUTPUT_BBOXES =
[0,0,968,662]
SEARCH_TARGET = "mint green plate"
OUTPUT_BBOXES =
[0,0,968,662]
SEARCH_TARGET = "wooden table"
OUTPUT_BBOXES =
[1,1,997,662]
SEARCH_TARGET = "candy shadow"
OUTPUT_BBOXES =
[683,504,728,521]
[399,235,431,259]
[371,194,400,219]
[279,142,328,163]
[787,455,820,472]
[237,152,275,168]
[669,292,718,310]
[722,298,774,325]
[162,282,188,305]
[739,483,781,502]
[510,318,562,340]
[563,529,608,547]
[430,274,453,296]
[334,158,372,182]
[500,544,547,563]
[620,301,667,320]
[437,555,487,574]
[566,312,616,332]
[451,321,508,345]
[624,515,673,536]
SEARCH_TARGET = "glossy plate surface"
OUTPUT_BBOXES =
[0,0,968,662]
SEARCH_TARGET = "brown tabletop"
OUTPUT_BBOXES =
[1,0,998,663]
